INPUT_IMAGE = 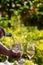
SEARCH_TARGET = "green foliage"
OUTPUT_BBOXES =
[0,0,32,19]
[0,0,43,65]
[0,23,43,65]
[23,60,34,65]
[0,55,6,62]
[0,20,11,28]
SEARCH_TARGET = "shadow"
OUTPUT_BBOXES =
[21,15,43,30]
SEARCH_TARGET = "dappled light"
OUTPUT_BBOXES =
[0,0,43,65]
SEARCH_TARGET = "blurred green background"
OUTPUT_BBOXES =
[0,0,43,65]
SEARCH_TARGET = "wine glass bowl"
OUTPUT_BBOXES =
[11,43,23,60]
[27,43,35,59]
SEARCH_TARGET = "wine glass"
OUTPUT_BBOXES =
[27,43,35,59]
[10,35,25,65]
[10,35,23,61]
[12,41,25,65]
